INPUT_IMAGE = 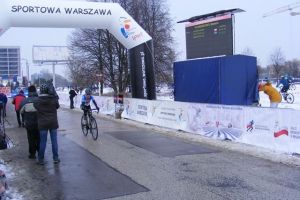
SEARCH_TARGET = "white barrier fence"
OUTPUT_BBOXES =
[58,92,300,154]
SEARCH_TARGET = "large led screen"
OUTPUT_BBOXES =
[186,15,233,59]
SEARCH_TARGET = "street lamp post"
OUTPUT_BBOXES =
[21,58,30,84]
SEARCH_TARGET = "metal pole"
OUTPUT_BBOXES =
[26,61,29,82]
[52,62,56,88]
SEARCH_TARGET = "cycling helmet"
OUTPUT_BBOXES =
[40,83,49,94]
[85,88,92,95]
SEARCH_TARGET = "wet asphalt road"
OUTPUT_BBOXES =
[1,104,300,200]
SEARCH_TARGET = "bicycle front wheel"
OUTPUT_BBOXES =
[81,115,88,136]
[286,93,294,104]
[90,116,98,140]
[290,84,296,90]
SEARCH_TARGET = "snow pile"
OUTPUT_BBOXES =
[0,160,24,200]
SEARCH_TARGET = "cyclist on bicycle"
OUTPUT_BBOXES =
[277,74,293,93]
[80,89,99,117]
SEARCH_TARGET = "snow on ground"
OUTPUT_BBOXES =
[0,160,24,200]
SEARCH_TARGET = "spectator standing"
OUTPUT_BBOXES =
[20,85,39,159]
[34,83,60,165]
[258,82,282,108]
[69,87,77,109]
[12,90,26,127]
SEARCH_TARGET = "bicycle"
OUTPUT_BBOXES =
[281,92,294,104]
[81,108,99,140]
[290,82,296,90]
[277,83,296,91]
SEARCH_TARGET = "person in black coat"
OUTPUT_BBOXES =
[34,83,60,165]
[20,85,39,159]
[69,87,77,109]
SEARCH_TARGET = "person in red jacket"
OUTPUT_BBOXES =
[12,90,26,127]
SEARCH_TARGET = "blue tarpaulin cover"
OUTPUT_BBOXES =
[173,55,257,105]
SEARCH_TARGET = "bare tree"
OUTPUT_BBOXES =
[285,59,300,77]
[269,48,285,82]
[67,0,176,95]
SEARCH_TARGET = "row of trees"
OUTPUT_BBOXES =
[67,1,299,94]
[68,0,175,94]
[258,48,300,80]
[243,47,300,81]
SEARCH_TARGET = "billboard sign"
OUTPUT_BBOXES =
[32,46,69,62]
[185,14,233,59]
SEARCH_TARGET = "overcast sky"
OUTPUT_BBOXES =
[0,0,299,79]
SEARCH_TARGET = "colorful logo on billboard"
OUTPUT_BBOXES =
[120,17,136,39]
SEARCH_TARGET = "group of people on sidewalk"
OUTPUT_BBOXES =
[12,83,60,165]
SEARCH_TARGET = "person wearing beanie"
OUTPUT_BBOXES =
[12,89,26,127]
[20,85,39,159]
[34,83,60,165]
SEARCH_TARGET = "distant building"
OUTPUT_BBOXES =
[0,46,21,81]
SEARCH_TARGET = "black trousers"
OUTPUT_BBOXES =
[16,110,22,126]
[70,96,75,108]
[26,127,40,156]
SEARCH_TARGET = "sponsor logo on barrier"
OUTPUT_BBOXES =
[274,129,288,138]
[124,100,134,116]
[290,126,300,139]
[273,120,289,138]
[187,105,242,140]
[246,120,254,132]
[137,104,148,116]
[202,121,242,140]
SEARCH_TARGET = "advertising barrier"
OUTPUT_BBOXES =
[121,98,300,154]
[58,92,300,154]
[58,92,115,116]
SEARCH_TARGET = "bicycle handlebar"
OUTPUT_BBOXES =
[91,108,99,114]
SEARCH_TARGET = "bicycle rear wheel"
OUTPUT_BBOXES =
[286,93,294,104]
[90,116,98,140]
[81,115,88,136]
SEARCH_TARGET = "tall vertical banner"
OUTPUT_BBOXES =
[0,0,151,49]
[129,41,156,100]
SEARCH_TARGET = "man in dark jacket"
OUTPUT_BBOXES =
[69,87,77,109]
[34,83,60,165]
[12,90,26,127]
[20,85,39,159]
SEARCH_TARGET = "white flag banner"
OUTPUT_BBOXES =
[0,0,151,49]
